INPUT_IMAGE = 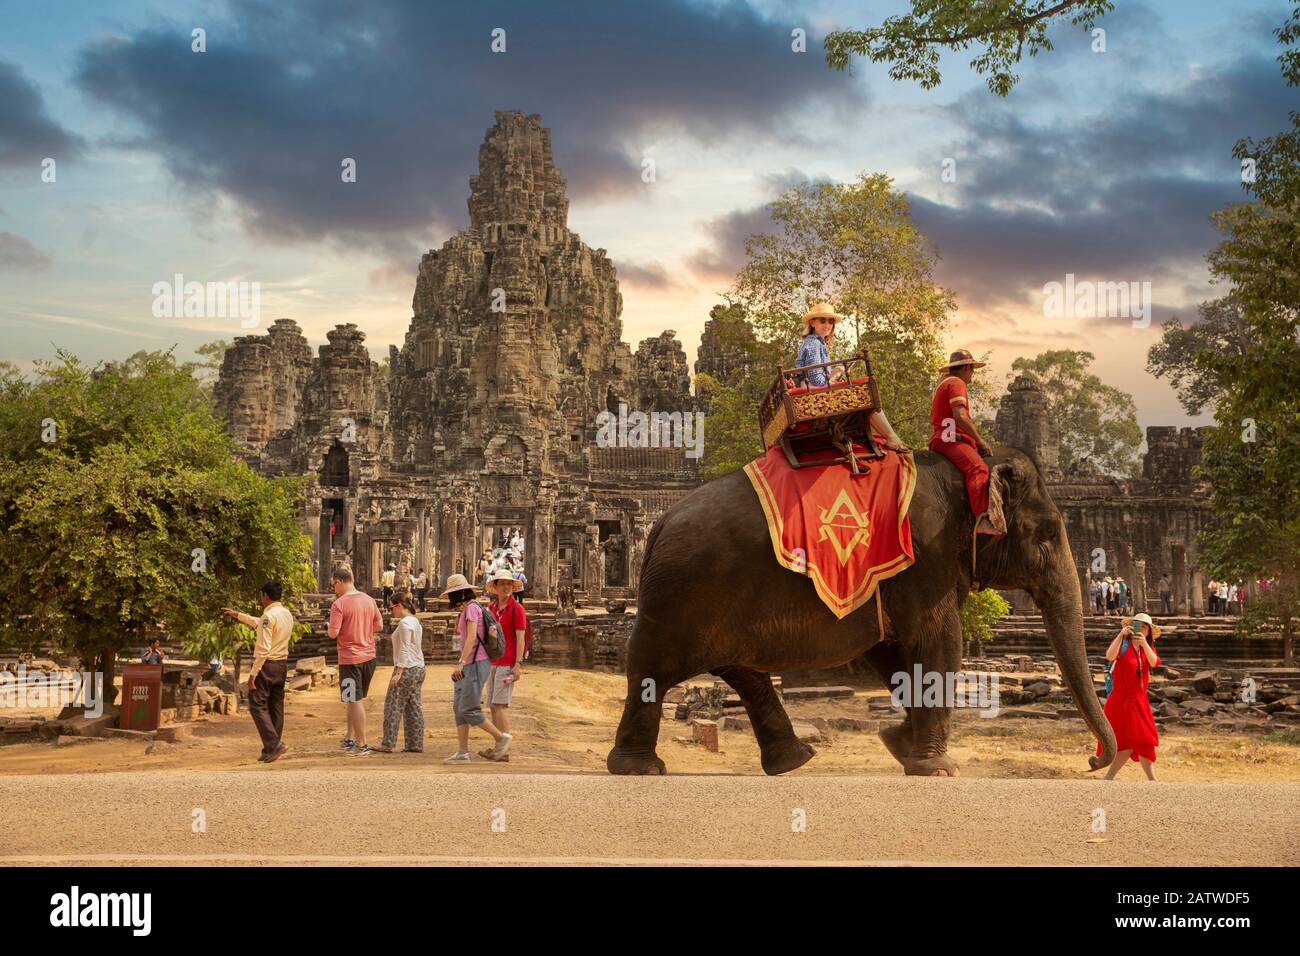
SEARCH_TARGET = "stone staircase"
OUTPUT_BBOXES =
[981,613,1287,666]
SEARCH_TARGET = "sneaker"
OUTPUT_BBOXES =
[492,732,513,760]
[347,744,371,757]
[442,751,471,764]
[341,737,356,750]
[264,742,287,763]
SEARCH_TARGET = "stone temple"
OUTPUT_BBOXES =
[215,112,700,600]
[215,110,1214,612]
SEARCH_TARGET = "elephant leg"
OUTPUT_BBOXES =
[608,620,702,775]
[899,598,961,777]
[714,665,815,775]
[607,667,673,775]
[863,640,914,766]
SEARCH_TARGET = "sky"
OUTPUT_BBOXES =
[0,0,1294,435]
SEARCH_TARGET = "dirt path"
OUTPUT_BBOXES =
[3,665,1298,781]
[1,771,1296,865]
[4,666,1297,864]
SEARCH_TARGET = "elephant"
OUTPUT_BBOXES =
[607,445,1116,776]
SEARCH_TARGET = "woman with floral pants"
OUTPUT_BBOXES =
[375,591,426,753]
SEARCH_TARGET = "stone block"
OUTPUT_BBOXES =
[690,718,719,752]
[155,723,193,743]
[781,686,855,701]
[294,656,326,674]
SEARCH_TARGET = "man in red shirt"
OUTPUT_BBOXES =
[480,570,527,761]
[928,349,1004,536]
[327,565,385,756]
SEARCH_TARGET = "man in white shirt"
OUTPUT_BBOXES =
[412,568,428,611]
[222,581,294,763]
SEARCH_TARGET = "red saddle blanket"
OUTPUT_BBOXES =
[743,440,916,619]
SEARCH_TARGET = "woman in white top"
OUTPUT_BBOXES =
[375,590,426,753]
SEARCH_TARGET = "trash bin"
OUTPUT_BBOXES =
[120,663,163,731]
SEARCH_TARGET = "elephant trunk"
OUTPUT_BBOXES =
[1033,549,1114,771]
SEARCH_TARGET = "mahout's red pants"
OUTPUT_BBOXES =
[929,435,989,517]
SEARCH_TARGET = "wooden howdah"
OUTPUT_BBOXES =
[757,351,885,472]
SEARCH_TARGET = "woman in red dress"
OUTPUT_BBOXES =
[1096,612,1162,780]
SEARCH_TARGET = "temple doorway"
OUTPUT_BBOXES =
[322,442,349,486]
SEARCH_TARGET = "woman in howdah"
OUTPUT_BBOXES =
[792,301,910,453]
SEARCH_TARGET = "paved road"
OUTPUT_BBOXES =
[1,771,1296,865]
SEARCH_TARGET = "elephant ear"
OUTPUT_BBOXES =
[986,461,1017,534]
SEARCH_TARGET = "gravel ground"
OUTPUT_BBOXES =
[1,771,1296,865]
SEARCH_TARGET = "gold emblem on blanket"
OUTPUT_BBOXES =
[816,488,872,565]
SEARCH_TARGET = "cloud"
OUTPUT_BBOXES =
[676,17,1294,316]
[72,0,866,262]
[0,232,52,271]
[614,259,680,290]
[684,203,773,281]
[0,60,84,168]
[906,48,1294,312]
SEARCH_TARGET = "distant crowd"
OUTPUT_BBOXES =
[1088,574,1265,618]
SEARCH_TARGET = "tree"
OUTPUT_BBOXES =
[696,363,773,480]
[960,589,1012,653]
[0,350,314,703]
[825,0,1115,97]
[1168,2,1300,662]
[728,174,955,449]
[193,339,231,392]
[1009,350,1141,476]
[1146,296,1254,416]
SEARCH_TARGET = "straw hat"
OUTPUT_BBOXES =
[439,573,477,597]
[801,301,842,328]
[1123,612,1162,639]
[939,348,988,372]
[486,569,524,592]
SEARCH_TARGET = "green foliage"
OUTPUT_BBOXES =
[1146,297,1254,416]
[1010,350,1142,476]
[193,339,231,391]
[0,350,313,667]
[825,0,1115,97]
[1181,3,1300,649]
[722,173,953,450]
[961,588,1012,644]
[697,364,770,480]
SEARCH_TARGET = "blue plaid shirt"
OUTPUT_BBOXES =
[794,334,830,387]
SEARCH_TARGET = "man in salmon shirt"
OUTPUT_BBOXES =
[328,565,385,756]
[928,349,1004,536]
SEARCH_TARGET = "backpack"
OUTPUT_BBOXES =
[472,600,506,661]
